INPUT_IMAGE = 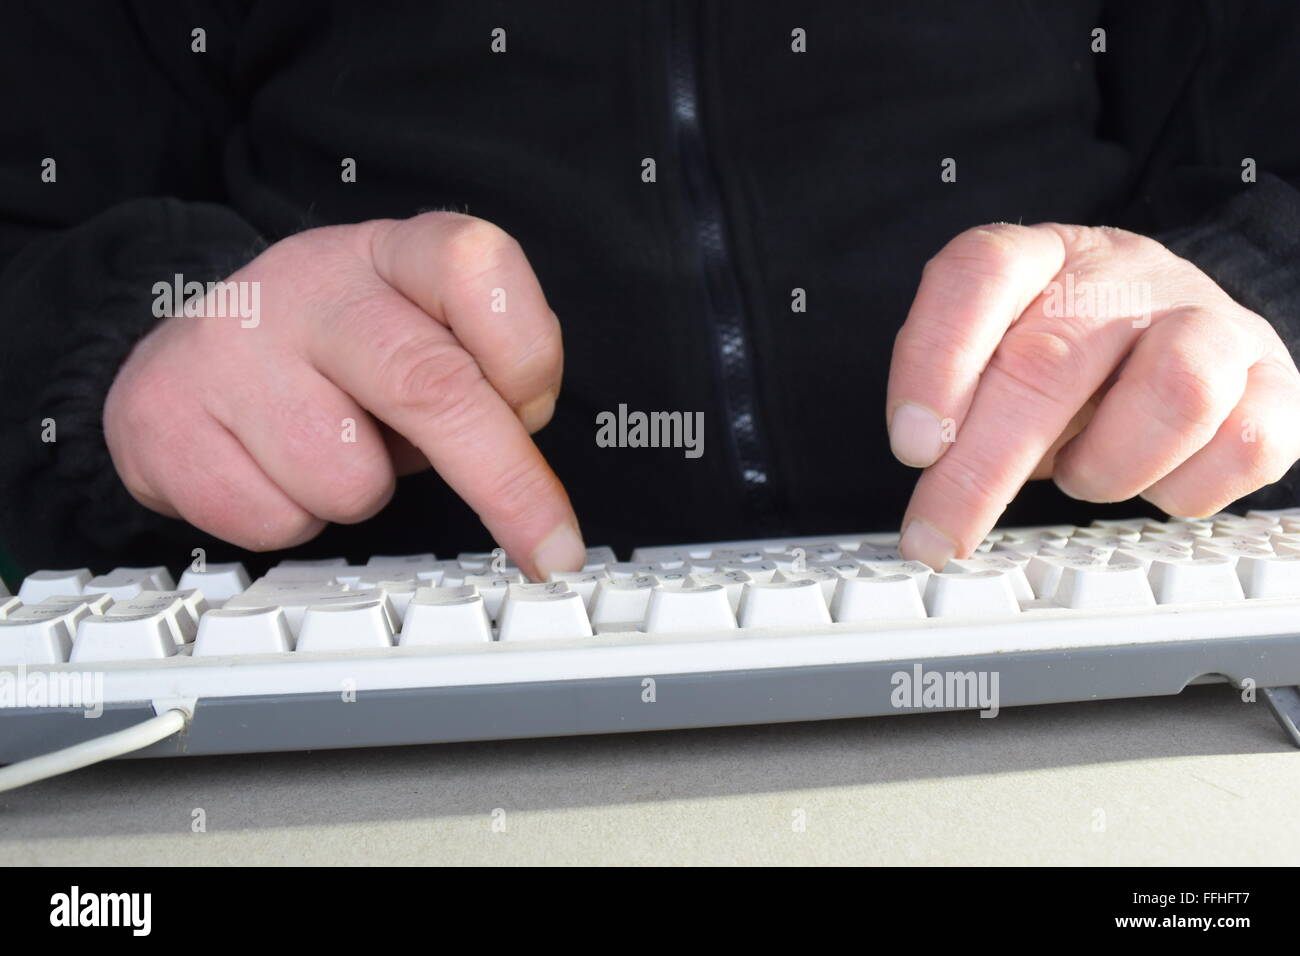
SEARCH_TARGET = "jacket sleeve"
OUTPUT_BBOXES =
[0,2,264,575]
[1099,0,1300,509]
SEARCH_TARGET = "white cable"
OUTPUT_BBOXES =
[0,709,188,793]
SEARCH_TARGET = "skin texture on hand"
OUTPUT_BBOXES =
[888,222,1300,569]
[104,212,586,581]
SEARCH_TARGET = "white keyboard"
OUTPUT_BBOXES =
[4,508,1300,762]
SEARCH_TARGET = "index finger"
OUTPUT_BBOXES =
[886,223,1066,467]
[309,286,584,581]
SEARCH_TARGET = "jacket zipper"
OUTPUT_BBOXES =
[668,0,779,526]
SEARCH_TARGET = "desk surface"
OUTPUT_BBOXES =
[3,684,1298,865]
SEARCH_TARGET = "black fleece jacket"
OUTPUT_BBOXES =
[2,0,1300,582]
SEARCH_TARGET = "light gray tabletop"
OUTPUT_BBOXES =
[2,684,1298,865]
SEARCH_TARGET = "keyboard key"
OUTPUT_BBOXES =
[264,564,366,584]
[830,573,927,622]
[177,562,250,602]
[498,583,594,641]
[1051,560,1155,609]
[84,566,175,601]
[858,560,933,597]
[736,578,832,628]
[545,570,610,609]
[366,553,437,569]
[296,600,394,652]
[685,570,751,611]
[589,576,658,627]
[1025,549,1109,599]
[643,584,736,633]
[923,570,1020,618]
[71,610,179,662]
[18,568,92,603]
[717,560,779,584]
[193,607,294,656]
[107,591,208,644]
[772,568,842,605]
[945,555,1033,601]
[1147,557,1245,605]
[400,586,493,645]
[1233,553,1300,599]
[0,598,96,664]
[464,572,527,620]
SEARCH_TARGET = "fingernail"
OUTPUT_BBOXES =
[531,521,586,580]
[518,388,558,433]
[900,519,957,571]
[889,403,945,468]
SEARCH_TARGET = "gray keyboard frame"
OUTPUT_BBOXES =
[4,631,1300,762]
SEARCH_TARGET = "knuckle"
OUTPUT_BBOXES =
[440,216,522,285]
[1237,426,1292,486]
[481,457,562,528]
[508,318,564,383]
[1141,351,1222,433]
[990,322,1088,406]
[928,224,1028,284]
[323,455,395,524]
[382,339,484,413]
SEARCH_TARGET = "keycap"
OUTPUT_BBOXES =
[1075,526,1141,544]
[589,576,658,627]
[830,573,927,622]
[1051,560,1155,609]
[945,556,1033,601]
[643,584,737,633]
[177,562,251,602]
[456,551,517,571]
[716,560,779,584]
[858,559,933,597]
[498,583,594,641]
[356,570,420,590]
[107,591,207,644]
[296,600,394,652]
[463,571,527,618]
[1025,549,1108,599]
[1233,553,1300,599]
[193,607,294,656]
[737,578,832,627]
[771,568,842,604]
[413,560,469,587]
[366,553,437,569]
[1147,557,1245,605]
[278,557,348,568]
[546,570,611,609]
[370,580,419,622]
[71,610,179,662]
[606,562,662,579]
[0,596,19,618]
[83,566,175,600]
[264,563,365,584]
[17,568,92,603]
[0,599,96,665]
[923,570,1020,618]
[685,570,751,611]
[400,587,493,645]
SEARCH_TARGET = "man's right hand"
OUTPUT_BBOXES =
[104,212,585,581]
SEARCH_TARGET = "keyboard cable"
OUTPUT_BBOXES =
[0,708,189,793]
